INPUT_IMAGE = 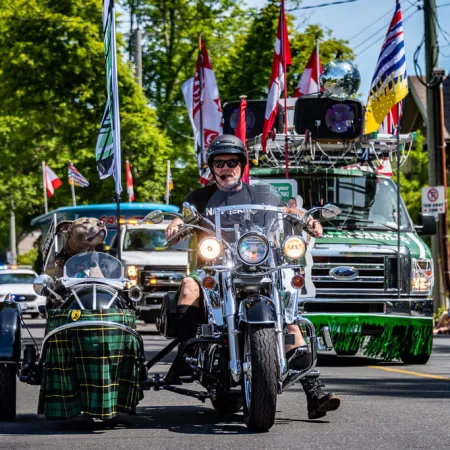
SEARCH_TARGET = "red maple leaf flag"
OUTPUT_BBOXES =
[235,97,250,184]
[294,43,322,97]
[193,37,223,168]
[125,160,135,202]
[262,0,292,153]
[44,163,62,198]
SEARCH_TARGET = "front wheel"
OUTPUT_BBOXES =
[0,365,17,421]
[242,325,278,432]
[401,349,431,365]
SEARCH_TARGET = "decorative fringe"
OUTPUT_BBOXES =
[305,314,433,361]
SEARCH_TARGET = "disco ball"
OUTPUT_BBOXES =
[320,59,361,100]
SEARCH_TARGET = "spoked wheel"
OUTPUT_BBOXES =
[0,364,17,421]
[242,325,278,432]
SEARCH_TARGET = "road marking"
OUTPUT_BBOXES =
[369,366,450,381]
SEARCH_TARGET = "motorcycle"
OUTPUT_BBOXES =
[0,249,146,421]
[144,182,341,432]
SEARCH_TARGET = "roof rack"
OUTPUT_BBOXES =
[247,132,416,170]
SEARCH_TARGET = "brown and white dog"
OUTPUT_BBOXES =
[53,217,107,278]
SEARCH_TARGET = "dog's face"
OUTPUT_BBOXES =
[56,217,107,253]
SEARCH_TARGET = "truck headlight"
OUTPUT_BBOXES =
[199,238,222,261]
[283,236,306,260]
[126,265,138,287]
[411,259,433,294]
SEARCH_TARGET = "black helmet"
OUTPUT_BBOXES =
[207,134,247,168]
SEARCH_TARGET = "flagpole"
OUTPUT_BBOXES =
[281,0,289,179]
[396,101,401,301]
[42,161,48,214]
[165,160,170,205]
[198,35,205,171]
[315,38,320,92]
[68,161,77,207]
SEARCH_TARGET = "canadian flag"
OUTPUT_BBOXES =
[294,44,322,97]
[199,167,214,186]
[375,157,393,177]
[125,160,135,202]
[234,97,250,184]
[261,0,292,153]
[192,37,223,168]
[44,163,62,198]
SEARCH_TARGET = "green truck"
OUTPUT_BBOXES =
[254,166,435,364]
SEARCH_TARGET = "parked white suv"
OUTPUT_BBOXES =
[0,267,45,318]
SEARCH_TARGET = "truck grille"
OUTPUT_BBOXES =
[312,254,389,296]
[140,266,185,292]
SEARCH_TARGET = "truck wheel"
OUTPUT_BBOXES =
[0,365,17,421]
[211,393,243,414]
[401,349,431,365]
[242,325,278,432]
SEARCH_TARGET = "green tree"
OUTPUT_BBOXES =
[219,1,354,102]
[122,0,353,204]
[0,0,171,251]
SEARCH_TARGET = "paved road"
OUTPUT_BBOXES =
[1,319,449,450]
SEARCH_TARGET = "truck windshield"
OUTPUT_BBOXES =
[296,175,412,230]
[0,273,36,284]
[124,229,188,251]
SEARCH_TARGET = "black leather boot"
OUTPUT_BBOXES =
[301,373,341,419]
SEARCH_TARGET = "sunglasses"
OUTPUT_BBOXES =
[212,159,240,169]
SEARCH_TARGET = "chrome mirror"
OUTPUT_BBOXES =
[141,210,164,224]
[182,202,200,224]
[33,274,55,296]
[322,204,342,219]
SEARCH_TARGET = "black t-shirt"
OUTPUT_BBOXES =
[184,183,255,229]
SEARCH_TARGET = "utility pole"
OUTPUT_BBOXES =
[134,27,142,87]
[9,199,17,265]
[424,0,447,309]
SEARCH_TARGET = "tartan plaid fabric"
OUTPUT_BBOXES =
[38,309,142,420]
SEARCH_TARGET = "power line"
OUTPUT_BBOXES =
[355,9,420,57]
[294,0,360,10]
[347,6,396,42]
[352,3,415,52]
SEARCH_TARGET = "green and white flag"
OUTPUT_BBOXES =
[96,0,122,194]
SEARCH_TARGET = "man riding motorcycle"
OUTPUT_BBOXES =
[166,134,341,419]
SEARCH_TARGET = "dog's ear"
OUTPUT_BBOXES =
[56,220,73,234]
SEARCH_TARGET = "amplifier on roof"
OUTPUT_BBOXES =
[223,100,284,139]
[294,96,365,140]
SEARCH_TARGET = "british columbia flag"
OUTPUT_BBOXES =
[364,0,408,134]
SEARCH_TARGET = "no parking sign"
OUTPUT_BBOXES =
[422,186,446,217]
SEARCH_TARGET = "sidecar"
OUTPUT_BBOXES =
[0,219,146,421]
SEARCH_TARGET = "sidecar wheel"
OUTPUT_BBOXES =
[242,325,278,432]
[211,393,243,414]
[0,365,17,421]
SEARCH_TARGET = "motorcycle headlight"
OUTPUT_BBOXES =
[126,265,138,288]
[411,258,433,294]
[237,233,269,265]
[199,238,222,261]
[283,236,306,260]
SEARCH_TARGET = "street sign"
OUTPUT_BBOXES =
[422,186,446,217]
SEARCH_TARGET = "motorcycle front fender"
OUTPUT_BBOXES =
[238,295,277,324]
[0,301,21,363]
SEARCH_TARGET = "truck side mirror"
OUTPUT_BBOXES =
[415,213,436,236]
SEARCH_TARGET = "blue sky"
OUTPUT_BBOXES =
[246,0,450,100]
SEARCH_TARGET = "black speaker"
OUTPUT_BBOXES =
[294,96,364,140]
[223,100,284,139]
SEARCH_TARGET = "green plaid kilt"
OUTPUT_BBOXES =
[38,309,142,420]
